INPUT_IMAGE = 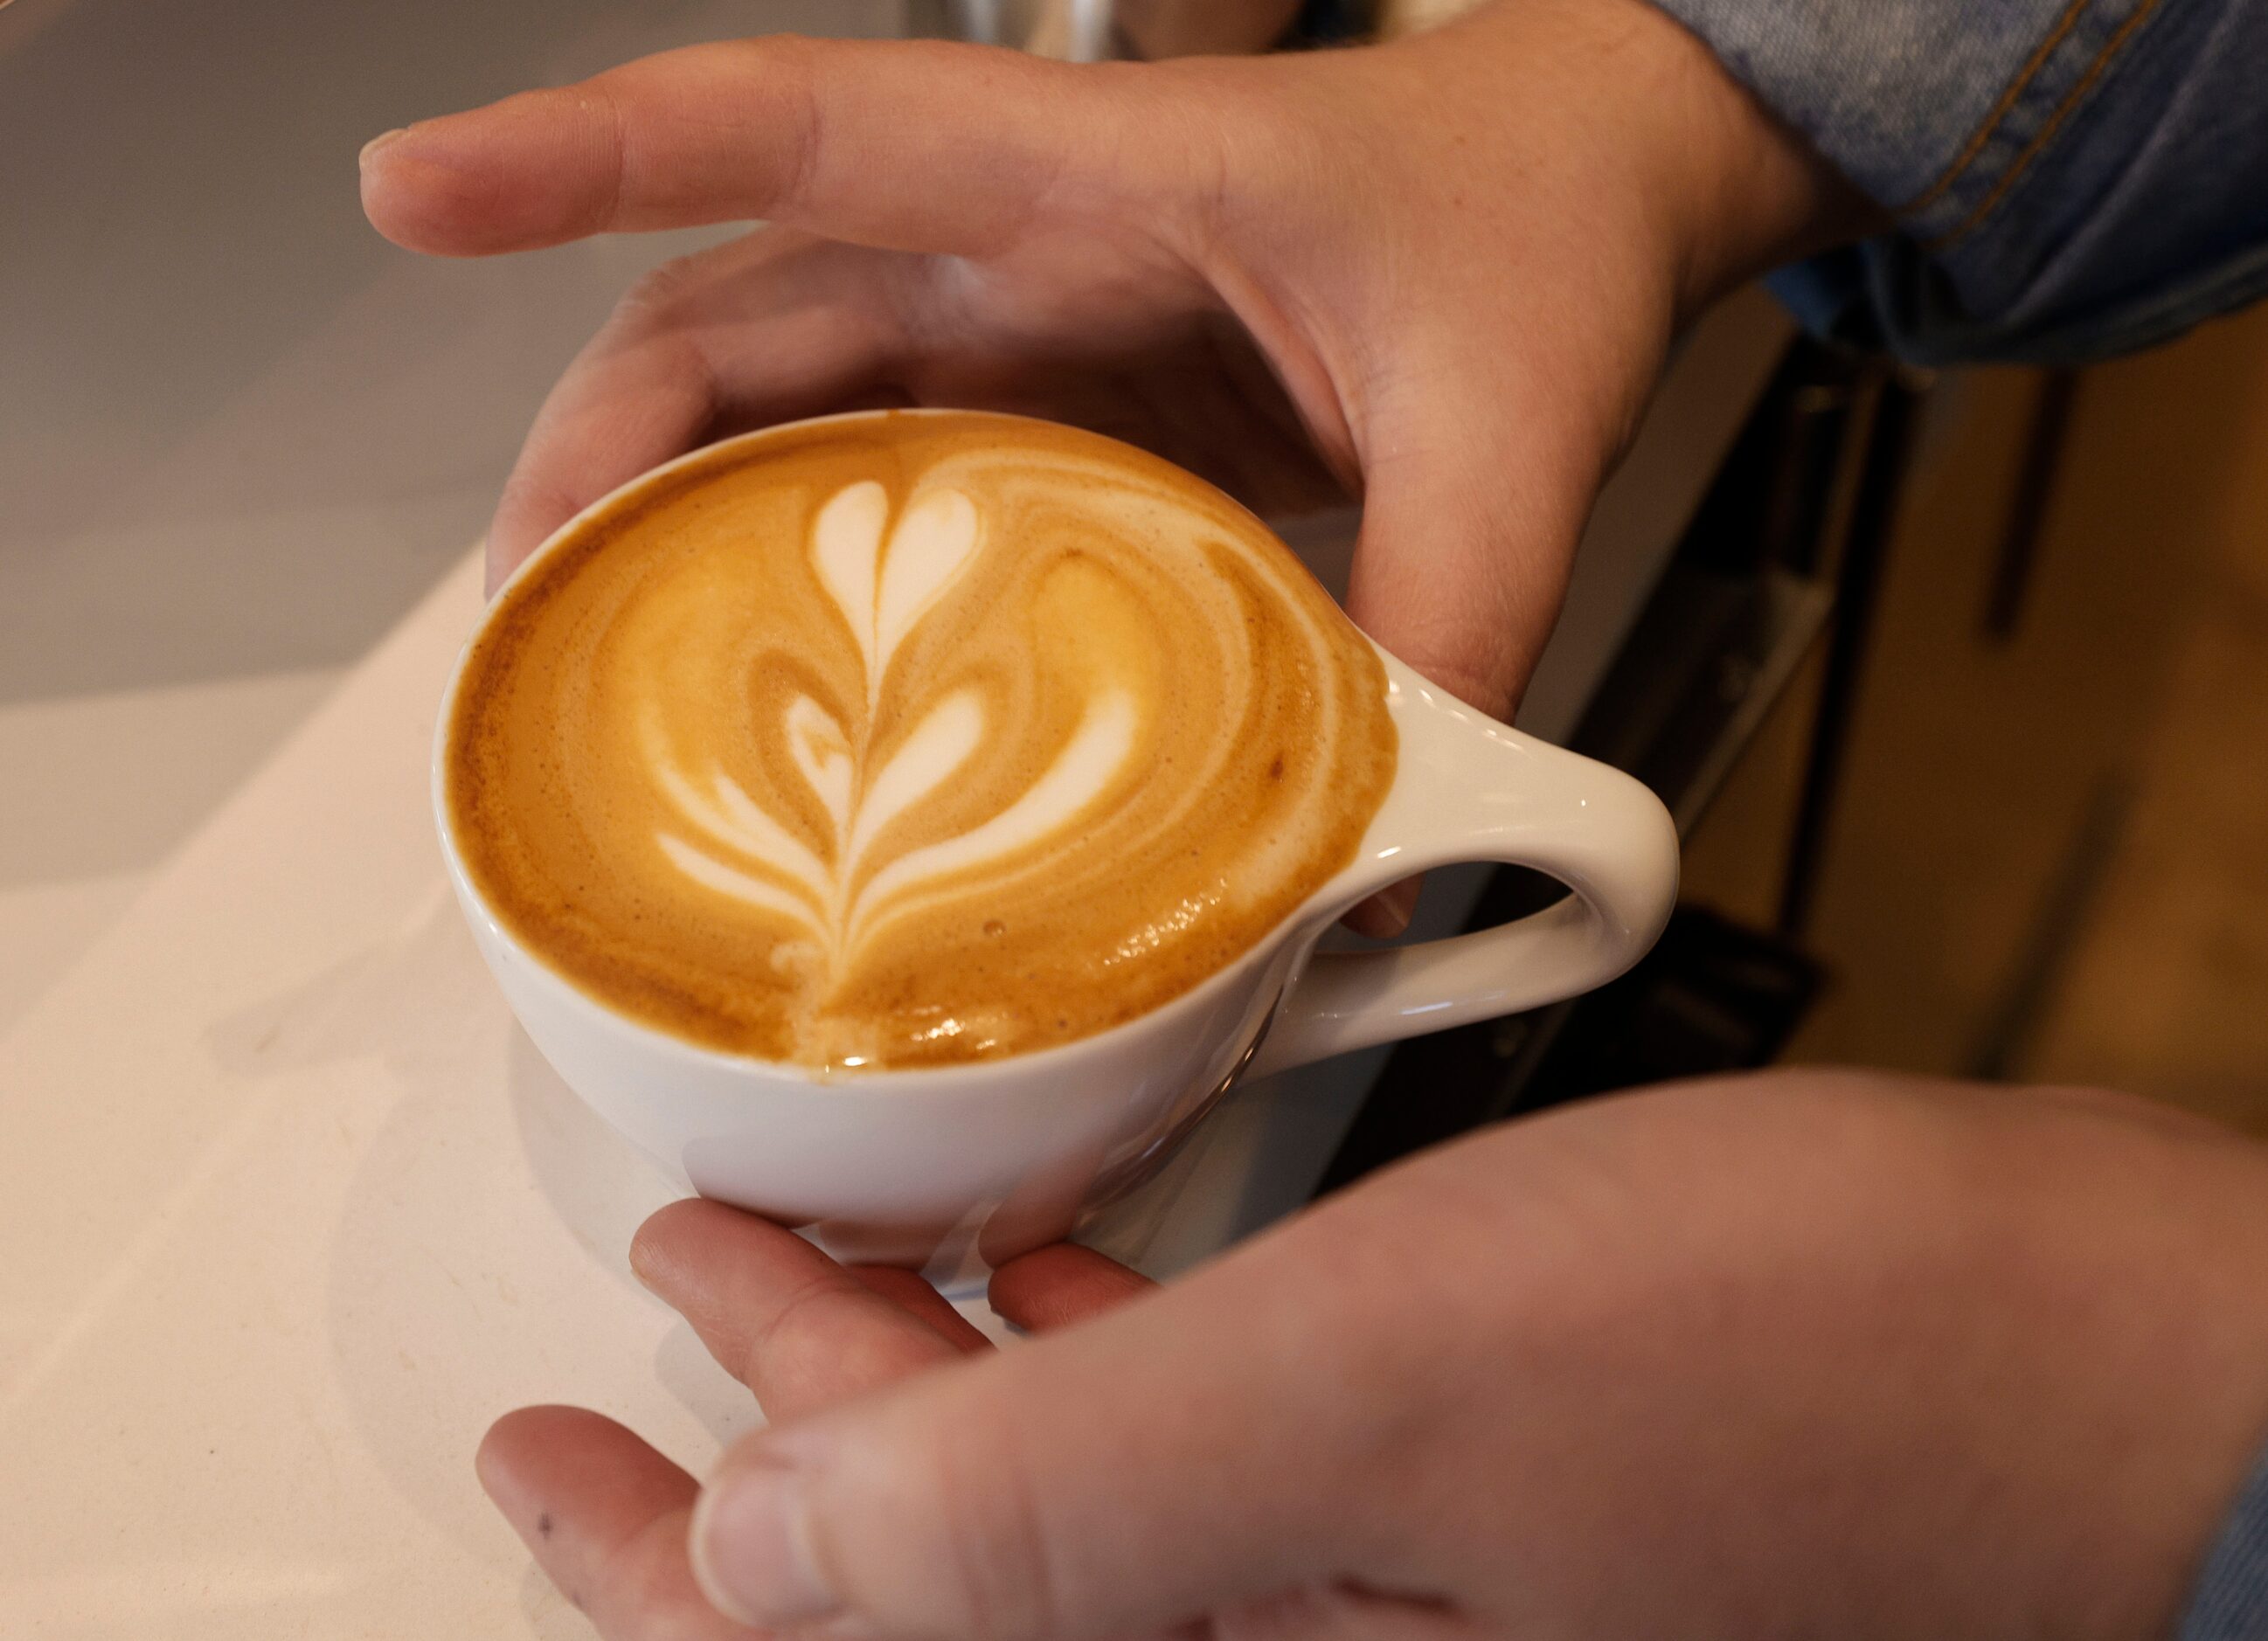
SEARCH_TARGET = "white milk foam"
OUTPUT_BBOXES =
[646,479,1134,956]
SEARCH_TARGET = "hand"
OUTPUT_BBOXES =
[479,1070,2268,1639]
[359,0,1860,722]
[477,1214,1155,1638]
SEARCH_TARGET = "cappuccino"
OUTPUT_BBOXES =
[446,412,1396,1069]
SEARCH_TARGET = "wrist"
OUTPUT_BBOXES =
[1453,0,1880,321]
[1627,1,1881,315]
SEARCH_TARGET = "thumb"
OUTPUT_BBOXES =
[686,1268,1373,1639]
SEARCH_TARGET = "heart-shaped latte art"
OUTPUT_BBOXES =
[648,475,1141,962]
[448,414,1396,1068]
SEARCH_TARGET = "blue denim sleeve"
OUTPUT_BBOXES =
[1646,0,2268,364]
[2182,1441,2268,1641]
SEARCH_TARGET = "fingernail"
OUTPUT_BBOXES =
[359,128,408,168]
[690,1456,840,1628]
[624,1231,683,1307]
[626,1234,661,1295]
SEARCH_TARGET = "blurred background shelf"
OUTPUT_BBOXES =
[1668,315,2268,1130]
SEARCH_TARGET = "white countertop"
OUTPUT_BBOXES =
[0,0,1787,1629]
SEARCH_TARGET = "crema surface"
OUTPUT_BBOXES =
[447,412,1396,1069]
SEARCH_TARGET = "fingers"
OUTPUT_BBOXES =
[1342,406,1591,724]
[1342,877,1422,939]
[482,311,713,590]
[846,1264,994,1351]
[482,230,908,585]
[689,1243,1371,1639]
[988,1241,1155,1331]
[490,1208,1008,1635]
[477,1406,753,1638]
[634,1197,1152,1381]
[629,1199,970,1423]
[361,36,1166,259]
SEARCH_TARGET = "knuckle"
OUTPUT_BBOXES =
[769,38,830,218]
[718,32,843,221]
[902,1426,1065,1641]
[1148,67,1321,251]
[591,1507,706,1640]
[613,254,706,327]
[732,1270,859,1388]
[1135,78,1262,251]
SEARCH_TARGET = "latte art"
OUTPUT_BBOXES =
[651,479,1140,961]
[447,413,1397,1068]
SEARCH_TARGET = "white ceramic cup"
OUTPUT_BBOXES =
[435,417,1681,1284]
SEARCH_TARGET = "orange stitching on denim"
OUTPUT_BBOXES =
[1925,0,2164,249]
[1904,0,2093,213]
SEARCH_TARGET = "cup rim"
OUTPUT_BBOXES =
[433,407,1413,1092]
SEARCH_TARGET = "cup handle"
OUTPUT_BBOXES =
[1247,681,1680,1082]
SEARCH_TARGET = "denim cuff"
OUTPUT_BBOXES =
[2182,1441,2268,1641]
[1650,0,2268,364]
